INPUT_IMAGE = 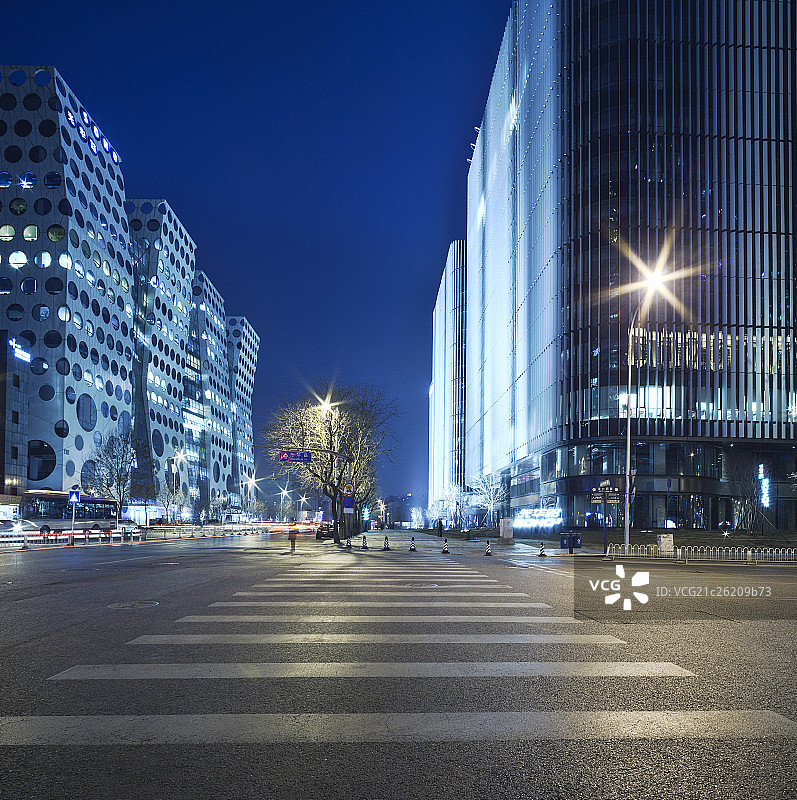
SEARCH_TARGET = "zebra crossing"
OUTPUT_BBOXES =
[1,550,795,744]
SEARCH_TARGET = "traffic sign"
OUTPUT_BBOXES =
[279,450,312,464]
[591,486,621,503]
[68,490,80,504]
[342,496,355,509]
[343,483,354,496]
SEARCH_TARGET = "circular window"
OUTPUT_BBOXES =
[9,70,27,86]
[34,198,52,215]
[152,428,164,457]
[39,385,55,401]
[47,224,66,242]
[19,171,37,189]
[34,251,52,269]
[59,252,73,270]
[74,435,84,451]
[57,305,71,322]
[9,251,27,269]
[80,460,97,491]
[76,393,97,431]
[0,94,17,111]
[0,172,11,188]
[32,304,50,322]
[44,172,62,189]
[20,277,37,294]
[6,304,24,321]
[23,225,38,242]
[39,119,57,137]
[0,277,12,294]
[14,120,32,137]
[4,146,22,163]
[65,460,75,477]
[27,440,56,481]
[33,69,52,86]
[65,386,76,404]
[71,364,81,381]
[43,330,62,348]
[30,357,49,375]
[29,146,46,163]
[55,420,69,438]
[9,198,27,215]
[53,146,68,165]
[0,225,15,241]
[56,358,70,375]
[73,312,83,330]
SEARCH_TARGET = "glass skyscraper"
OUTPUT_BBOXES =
[440,1,796,530]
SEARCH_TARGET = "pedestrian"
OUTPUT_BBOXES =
[437,518,443,537]
[289,528,297,554]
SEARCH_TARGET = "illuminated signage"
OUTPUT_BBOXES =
[514,507,563,529]
[8,338,31,363]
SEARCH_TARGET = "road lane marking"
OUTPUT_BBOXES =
[176,615,579,624]
[261,578,500,583]
[1,711,791,743]
[128,633,623,645]
[235,591,531,598]
[251,584,509,590]
[213,601,551,608]
[50,661,695,680]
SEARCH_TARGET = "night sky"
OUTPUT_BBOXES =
[3,0,511,502]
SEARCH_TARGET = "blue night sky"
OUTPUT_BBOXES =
[3,0,511,501]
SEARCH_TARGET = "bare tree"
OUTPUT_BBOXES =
[158,478,189,524]
[86,429,136,529]
[262,383,398,543]
[724,450,770,534]
[442,484,466,529]
[469,472,509,528]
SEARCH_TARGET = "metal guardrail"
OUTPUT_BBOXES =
[0,529,141,547]
[606,543,797,562]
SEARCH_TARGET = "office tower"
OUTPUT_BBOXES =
[428,240,466,509]
[0,65,133,494]
[225,315,259,507]
[440,1,796,529]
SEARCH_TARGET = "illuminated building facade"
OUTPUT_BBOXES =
[428,240,466,509]
[437,1,797,530]
[0,66,259,517]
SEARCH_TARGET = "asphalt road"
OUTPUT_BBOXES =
[0,530,795,800]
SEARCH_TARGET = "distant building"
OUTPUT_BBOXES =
[0,66,259,519]
[428,240,466,510]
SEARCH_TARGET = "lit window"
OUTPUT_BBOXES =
[23,225,39,242]
[73,312,83,330]
[9,251,27,269]
[59,252,73,270]
[0,225,15,242]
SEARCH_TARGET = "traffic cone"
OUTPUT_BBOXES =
[383,535,390,551]
[409,536,416,551]
[485,540,492,556]
[345,535,352,548]
[539,541,547,557]
[442,539,449,554]
[361,535,368,549]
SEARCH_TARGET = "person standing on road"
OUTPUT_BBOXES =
[289,529,297,554]
[437,518,443,537]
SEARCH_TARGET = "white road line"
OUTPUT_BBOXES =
[129,633,623,645]
[251,584,509,590]
[212,601,551,608]
[50,661,695,680]
[235,591,531,598]
[1,711,791,743]
[262,578,500,583]
[176,615,578,624]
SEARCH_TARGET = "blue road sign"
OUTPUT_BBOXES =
[342,496,355,509]
[68,490,80,504]
[279,450,312,464]
[560,533,583,550]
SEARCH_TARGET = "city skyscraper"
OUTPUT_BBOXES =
[0,65,259,520]
[432,1,796,530]
[428,240,466,509]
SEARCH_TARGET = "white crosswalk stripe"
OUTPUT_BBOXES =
[37,544,789,744]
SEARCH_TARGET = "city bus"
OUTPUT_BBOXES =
[0,490,121,542]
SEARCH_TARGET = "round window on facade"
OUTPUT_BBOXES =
[55,420,69,438]
[23,225,38,242]
[65,386,76,404]
[56,357,70,375]
[71,363,81,381]
[19,171,36,189]
[34,69,51,86]
[6,304,24,321]
[47,224,65,242]
[59,252,73,270]
[34,251,52,269]
[44,172,62,189]
[74,435,84,451]
[39,120,57,137]
[0,225,15,242]
[0,172,13,189]
[80,460,97,491]
[76,393,97,431]
[34,198,52,215]
[27,440,56,482]
[0,94,17,111]
[20,278,37,295]
[9,198,27,215]
[73,312,83,330]
[32,304,50,322]
[57,305,71,322]
[14,120,32,137]
[44,330,62,348]
[29,146,46,164]
[0,277,12,295]
[30,357,49,375]
[9,251,27,269]
[4,146,22,162]
[39,384,55,401]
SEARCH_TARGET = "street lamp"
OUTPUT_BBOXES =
[616,229,694,552]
